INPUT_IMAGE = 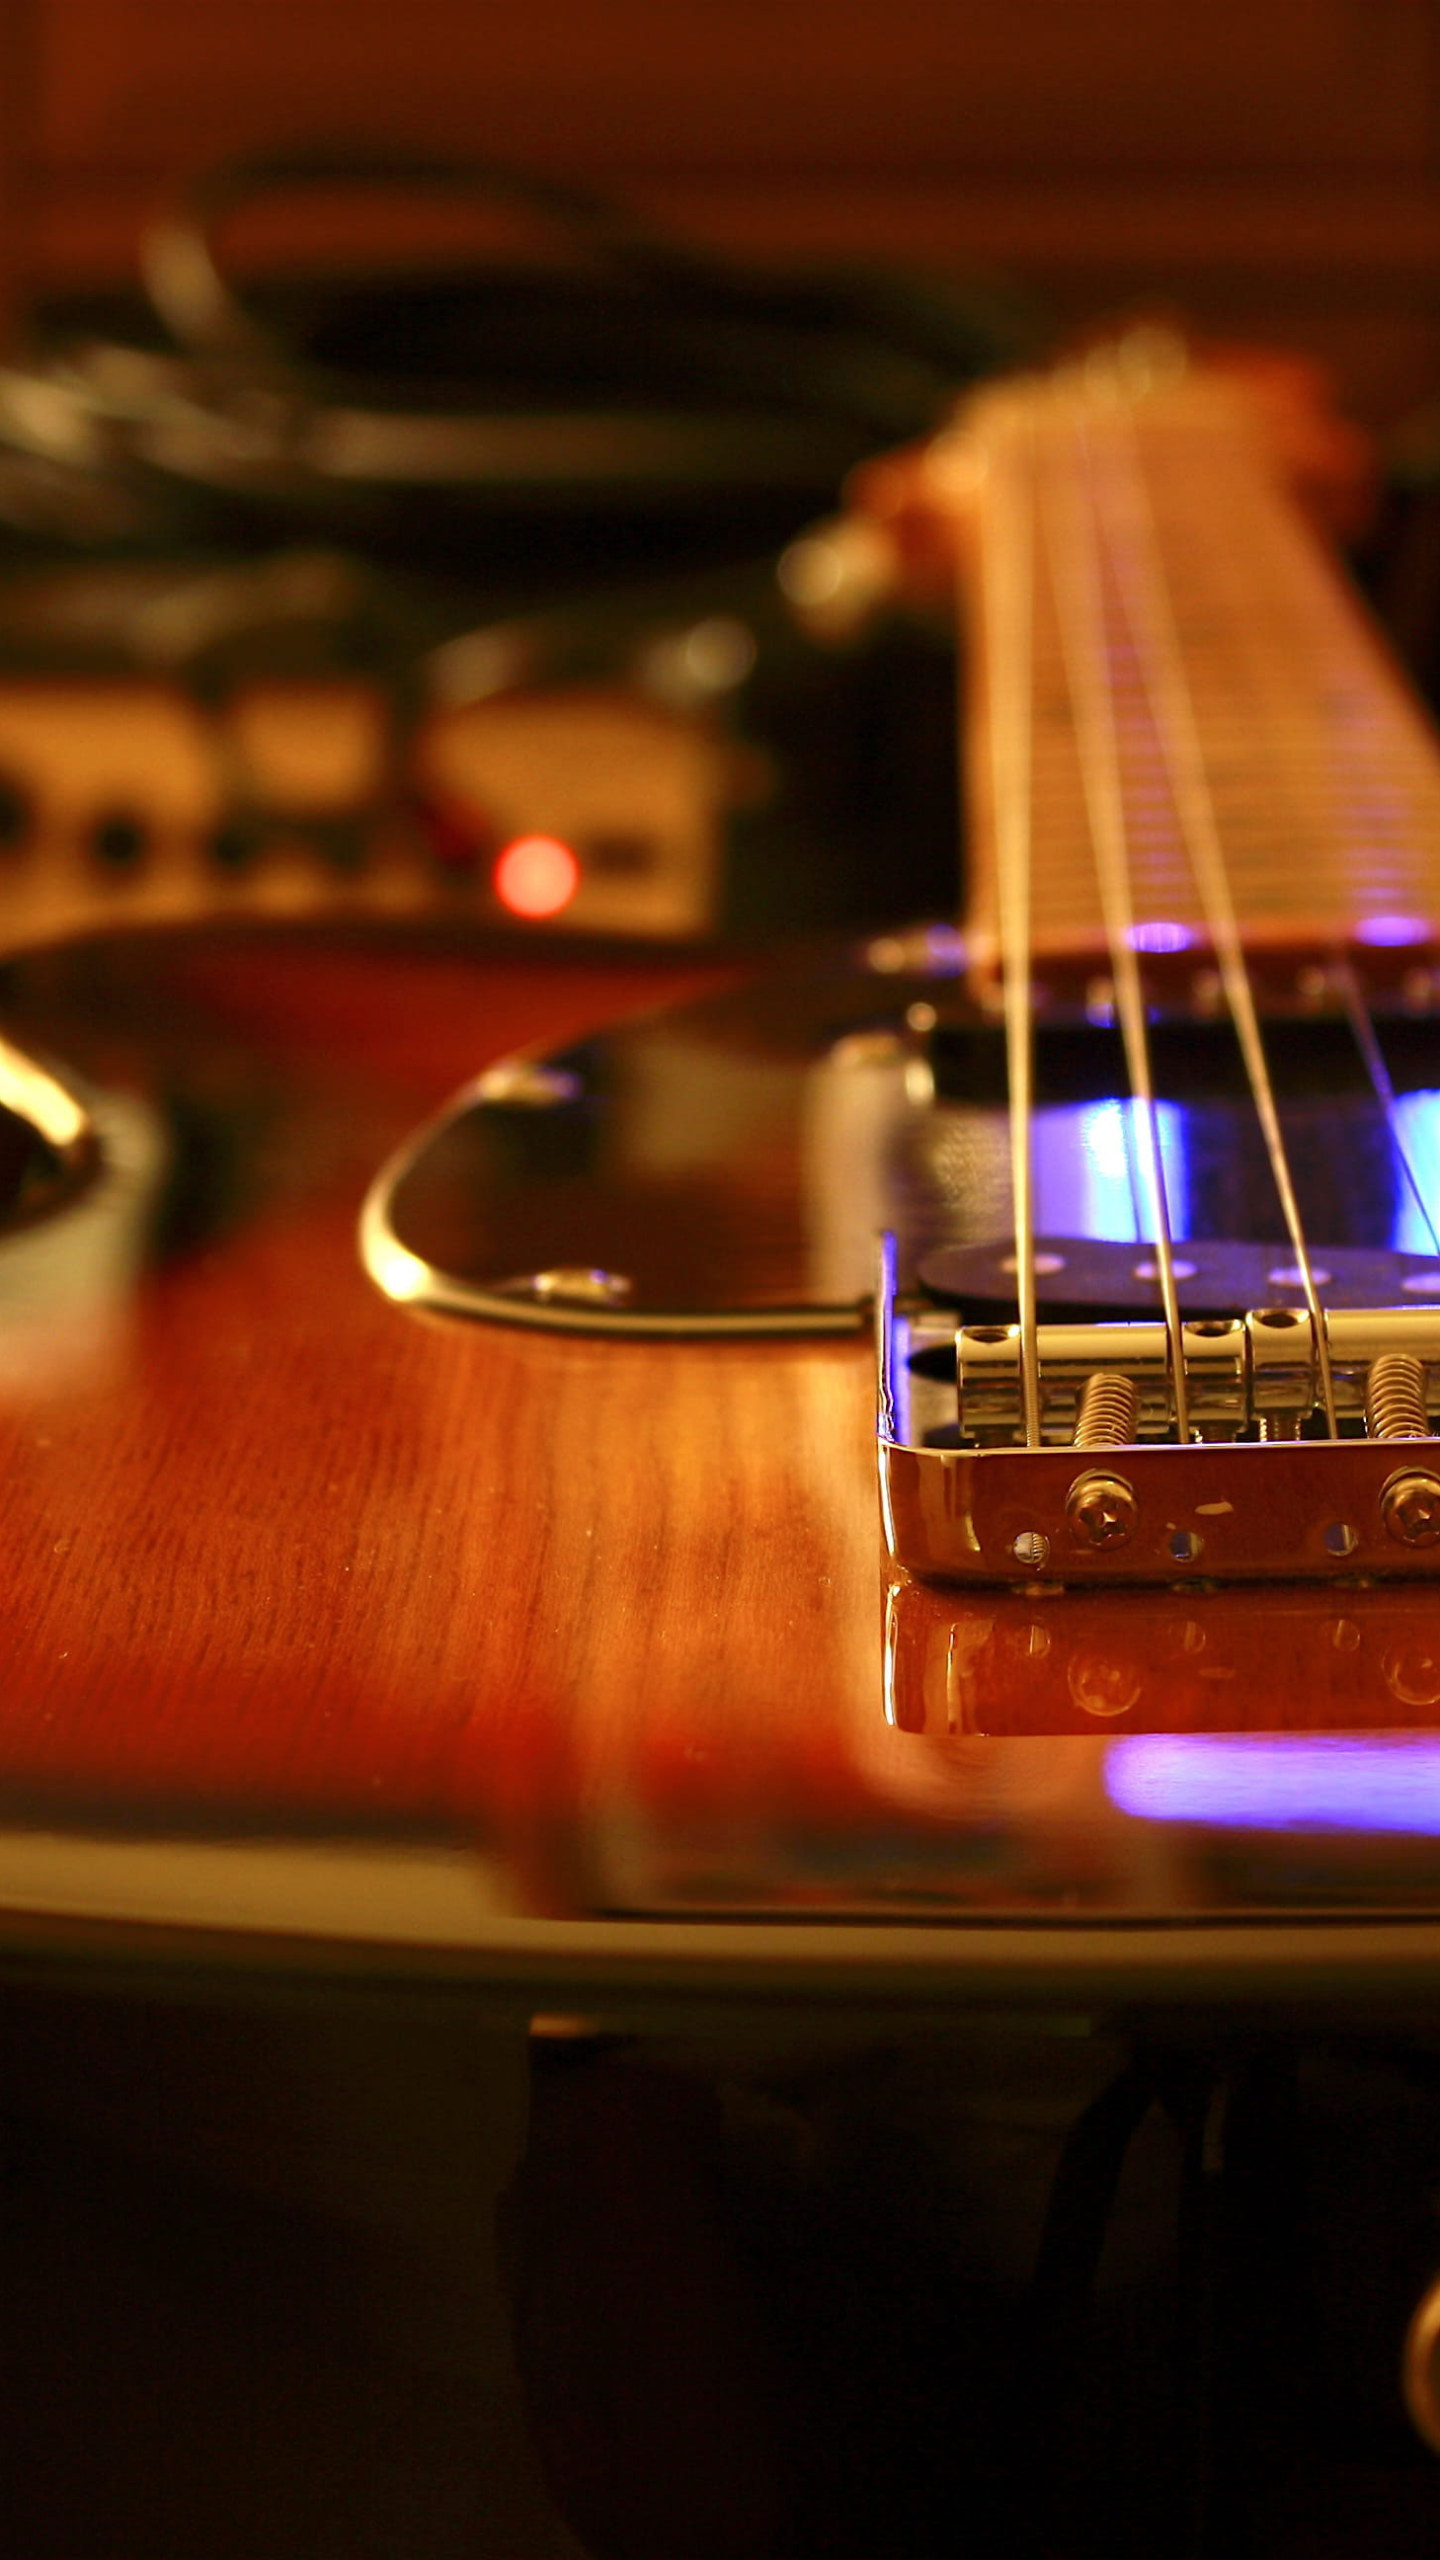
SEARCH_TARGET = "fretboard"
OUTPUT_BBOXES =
[960,361,1440,967]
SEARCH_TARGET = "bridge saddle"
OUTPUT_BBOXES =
[878,1239,1440,1585]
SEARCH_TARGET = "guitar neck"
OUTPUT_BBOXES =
[960,361,1440,971]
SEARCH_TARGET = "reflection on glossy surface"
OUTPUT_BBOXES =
[0,1087,164,1392]
[1107,1735,1440,1832]
[883,1568,1440,1740]
[371,956,947,1329]
[372,952,1440,1334]
[1033,1097,1188,1244]
[1392,1088,1440,1253]
[863,1575,1440,1913]
[0,1828,511,1942]
[9,924,1440,1968]
[0,1034,93,1161]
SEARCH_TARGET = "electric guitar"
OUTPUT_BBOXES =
[1,342,1440,2001]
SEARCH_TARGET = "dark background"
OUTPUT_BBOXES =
[2,0,1438,422]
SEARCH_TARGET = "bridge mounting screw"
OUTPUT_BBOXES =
[1066,1470,1137,1550]
[1381,1468,1440,1548]
[526,1267,633,1308]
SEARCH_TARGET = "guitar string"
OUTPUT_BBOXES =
[1142,399,1440,1265]
[1038,385,1191,1442]
[1093,399,1340,1436]
[979,400,1042,1446]
[1330,953,1440,1258]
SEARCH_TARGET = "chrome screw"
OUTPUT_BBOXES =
[1066,1470,1138,1550]
[475,1061,581,1108]
[493,1266,634,1313]
[1381,1468,1440,1548]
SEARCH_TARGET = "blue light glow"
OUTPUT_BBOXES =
[1392,1090,1440,1256]
[1354,914,1432,948]
[1034,1098,1189,1244]
[1107,1735,1440,1833]
[1129,920,1195,955]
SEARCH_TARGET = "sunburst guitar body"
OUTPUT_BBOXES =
[7,342,1440,2554]
[0,346,1436,1966]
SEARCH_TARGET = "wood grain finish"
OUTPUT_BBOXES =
[0,917,1432,1968]
[0,933,880,1835]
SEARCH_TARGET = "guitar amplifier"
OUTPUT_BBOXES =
[0,558,957,952]
[0,673,734,942]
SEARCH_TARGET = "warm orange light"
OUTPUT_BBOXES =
[492,834,580,919]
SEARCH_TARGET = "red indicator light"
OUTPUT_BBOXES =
[492,834,581,919]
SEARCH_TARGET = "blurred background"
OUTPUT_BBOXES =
[5,0,1438,413]
[0,0,1434,946]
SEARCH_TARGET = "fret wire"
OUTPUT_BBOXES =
[979,408,1041,1447]
[1010,380,1440,961]
[1330,952,1440,1257]
[1038,391,1191,1443]
[1094,403,1340,1437]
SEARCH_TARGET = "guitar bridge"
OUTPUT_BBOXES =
[878,1238,1440,1584]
